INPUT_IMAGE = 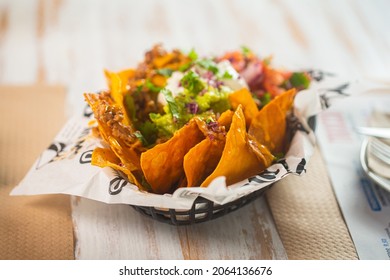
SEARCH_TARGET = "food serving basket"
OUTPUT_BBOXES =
[131,116,316,226]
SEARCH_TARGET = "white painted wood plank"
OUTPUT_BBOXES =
[72,195,286,260]
[0,0,39,83]
[72,197,185,260]
[176,196,287,260]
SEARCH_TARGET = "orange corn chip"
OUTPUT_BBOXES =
[117,68,135,90]
[104,70,131,126]
[84,93,142,172]
[92,147,134,180]
[248,88,296,154]
[91,147,148,191]
[105,69,135,93]
[184,138,225,187]
[140,120,205,194]
[153,53,176,68]
[201,105,271,187]
[217,110,234,131]
[247,134,275,168]
[107,136,142,171]
[228,88,258,127]
[274,88,297,112]
[92,147,122,167]
[184,111,233,187]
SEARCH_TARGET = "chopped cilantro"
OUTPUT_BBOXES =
[180,71,205,94]
[274,152,285,161]
[161,88,181,121]
[124,94,136,121]
[137,121,158,146]
[145,79,163,93]
[178,62,192,72]
[196,59,219,74]
[260,92,271,106]
[176,48,198,72]
[188,48,198,61]
[134,131,149,146]
[289,72,310,89]
[222,71,233,79]
[241,45,252,57]
[156,68,174,77]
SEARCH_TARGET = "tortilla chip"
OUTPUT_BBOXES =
[184,138,225,187]
[248,88,296,154]
[105,69,135,92]
[273,88,297,112]
[201,105,271,187]
[184,111,233,187]
[247,134,275,168]
[92,147,133,178]
[153,53,176,68]
[92,147,149,191]
[104,70,131,126]
[140,120,205,194]
[217,109,234,130]
[84,93,142,172]
[107,136,142,171]
[228,88,258,127]
[117,69,135,89]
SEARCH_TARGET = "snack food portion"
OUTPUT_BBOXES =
[84,44,311,194]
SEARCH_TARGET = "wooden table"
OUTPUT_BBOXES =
[1,0,388,259]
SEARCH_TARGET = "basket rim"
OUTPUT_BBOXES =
[131,185,272,225]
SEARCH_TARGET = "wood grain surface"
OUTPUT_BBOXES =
[1,0,388,259]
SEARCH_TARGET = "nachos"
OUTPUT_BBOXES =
[84,45,311,193]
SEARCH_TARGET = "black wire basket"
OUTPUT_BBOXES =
[131,185,272,226]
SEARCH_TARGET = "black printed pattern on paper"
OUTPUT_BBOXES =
[277,159,290,172]
[295,158,306,175]
[245,169,281,186]
[306,69,335,82]
[287,113,311,135]
[79,150,93,164]
[109,171,128,195]
[36,142,66,169]
[320,83,350,109]
[244,156,307,187]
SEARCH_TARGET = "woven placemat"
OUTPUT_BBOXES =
[0,85,74,260]
[266,147,359,259]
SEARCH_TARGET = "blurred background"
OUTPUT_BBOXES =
[0,0,389,115]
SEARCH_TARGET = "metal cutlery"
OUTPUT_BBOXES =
[369,137,390,166]
[360,138,390,192]
[355,126,390,139]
